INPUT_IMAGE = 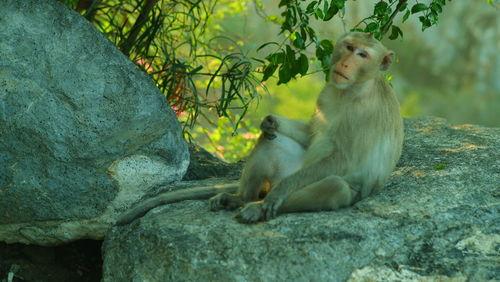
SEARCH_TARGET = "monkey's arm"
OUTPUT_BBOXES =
[115,183,238,226]
[262,115,310,147]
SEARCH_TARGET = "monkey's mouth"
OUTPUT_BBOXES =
[333,70,349,80]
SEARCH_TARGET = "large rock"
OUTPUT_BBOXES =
[0,0,189,245]
[102,118,499,281]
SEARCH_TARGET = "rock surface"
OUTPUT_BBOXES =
[182,145,242,181]
[0,0,188,245]
[102,118,499,281]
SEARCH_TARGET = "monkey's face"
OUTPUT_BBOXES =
[330,33,392,89]
[330,40,378,89]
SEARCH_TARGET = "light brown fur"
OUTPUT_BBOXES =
[211,32,404,223]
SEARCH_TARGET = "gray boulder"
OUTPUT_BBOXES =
[102,118,499,281]
[0,0,189,245]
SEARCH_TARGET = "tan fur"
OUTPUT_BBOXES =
[116,183,239,225]
[226,32,404,223]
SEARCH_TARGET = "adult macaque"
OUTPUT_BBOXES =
[116,32,403,226]
[210,31,404,223]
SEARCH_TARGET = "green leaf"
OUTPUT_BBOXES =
[399,2,408,11]
[365,22,379,32]
[278,64,292,84]
[265,52,285,64]
[419,16,432,30]
[281,20,291,33]
[430,2,442,13]
[188,65,203,74]
[396,25,403,37]
[315,8,324,19]
[411,3,428,14]
[320,39,334,53]
[374,1,389,15]
[298,54,309,75]
[388,25,402,40]
[285,9,297,27]
[290,61,300,77]
[320,54,331,72]
[306,27,317,44]
[300,26,308,42]
[402,10,410,22]
[293,33,305,49]
[429,11,439,25]
[257,41,279,52]
[323,5,339,21]
[278,0,291,8]
[262,64,278,82]
[306,1,318,13]
[316,46,325,59]
[333,0,345,9]
[251,57,265,64]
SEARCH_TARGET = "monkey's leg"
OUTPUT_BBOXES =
[209,159,270,211]
[279,175,354,213]
[236,176,356,223]
[209,138,274,211]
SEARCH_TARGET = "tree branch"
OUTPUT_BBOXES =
[120,0,160,56]
[380,0,408,37]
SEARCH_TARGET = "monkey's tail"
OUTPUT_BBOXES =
[115,183,239,226]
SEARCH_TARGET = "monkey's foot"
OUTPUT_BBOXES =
[235,202,264,224]
[261,194,284,221]
[209,193,243,211]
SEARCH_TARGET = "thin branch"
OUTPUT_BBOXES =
[120,0,159,56]
[380,0,408,37]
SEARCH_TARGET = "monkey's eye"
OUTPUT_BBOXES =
[346,44,354,52]
[358,52,368,58]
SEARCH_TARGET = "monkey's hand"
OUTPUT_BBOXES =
[235,201,264,224]
[260,115,278,140]
[261,192,285,221]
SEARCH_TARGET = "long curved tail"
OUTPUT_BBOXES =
[115,183,239,226]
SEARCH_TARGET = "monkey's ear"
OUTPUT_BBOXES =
[380,51,395,71]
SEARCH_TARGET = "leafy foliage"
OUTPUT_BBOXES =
[61,0,451,154]
[191,117,259,162]
[259,0,449,85]
[61,0,260,130]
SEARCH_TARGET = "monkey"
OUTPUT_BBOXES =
[208,127,306,212]
[209,31,404,223]
[115,31,403,226]
[115,124,305,226]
